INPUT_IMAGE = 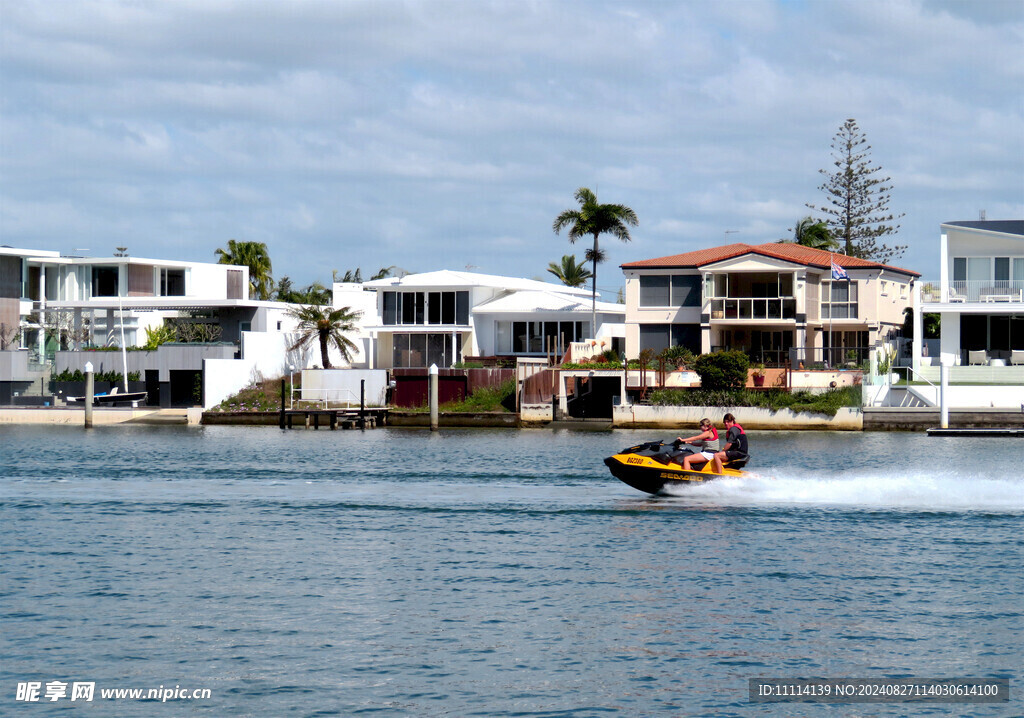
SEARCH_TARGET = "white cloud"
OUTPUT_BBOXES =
[0,0,1021,284]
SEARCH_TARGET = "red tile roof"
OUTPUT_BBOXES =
[621,242,919,277]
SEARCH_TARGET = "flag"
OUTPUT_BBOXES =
[831,260,849,280]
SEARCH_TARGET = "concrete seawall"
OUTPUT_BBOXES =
[611,405,863,430]
[0,407,201,425]
[862,407,1024,431]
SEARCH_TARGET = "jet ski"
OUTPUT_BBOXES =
[604,439,749,495]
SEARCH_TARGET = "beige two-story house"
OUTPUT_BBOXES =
[621,242,919,365]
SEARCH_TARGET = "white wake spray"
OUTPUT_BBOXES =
[661,468,1024,512]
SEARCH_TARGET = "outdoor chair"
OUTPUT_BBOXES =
[1010,350,1024,366]
[968,350,988,366]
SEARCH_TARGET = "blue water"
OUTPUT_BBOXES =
[1,425,1021,716]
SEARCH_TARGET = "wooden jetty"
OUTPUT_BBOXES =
[280,406,388,430]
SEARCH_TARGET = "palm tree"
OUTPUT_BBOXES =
[790,216,838,251]
[215,240,274,300]
[287,305,362,369]
[553,187,638,335]
[547,254,593,288]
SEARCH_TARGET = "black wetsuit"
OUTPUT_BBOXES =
[724,424,748,461]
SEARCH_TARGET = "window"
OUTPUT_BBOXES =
[497,320,587,355]
[995,257,1010,282]
[161,268,185,296]
[91,266,119,297]
[383,291,469,326]
[639,274,702,307]
[639,276,669,306]
[391,332,461,367]
[639,324,700,354]
[822,280,858,319]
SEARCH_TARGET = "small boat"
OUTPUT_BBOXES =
[604,439,749,495]
[67,387,149,407]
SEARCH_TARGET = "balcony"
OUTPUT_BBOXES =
[709,297,796,320]
[922,280,1024,304]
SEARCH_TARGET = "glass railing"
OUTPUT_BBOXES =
[709,298,796,320]
[921,279,1024,304]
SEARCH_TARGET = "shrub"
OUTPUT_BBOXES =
[693,350,749,390]
[647,386,862,417]
[661,345,696,368]
[144,324,176,350]
[441,377,516,412]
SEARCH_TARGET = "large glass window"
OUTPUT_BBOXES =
[383,291,470,326]
[822,280,858,319]
[639,275,701,307]
[497,320,588,355]
[391,332,461,368]
[91,266,119,297]
[161,268,185,296]
[639,276,669,306]
[639,324,700,354]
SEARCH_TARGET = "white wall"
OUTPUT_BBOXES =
[204,357,262,409]
[300,369,390,406]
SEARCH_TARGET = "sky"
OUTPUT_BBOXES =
[1,0,1022,297]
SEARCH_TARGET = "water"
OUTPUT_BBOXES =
[1,425,1021,716]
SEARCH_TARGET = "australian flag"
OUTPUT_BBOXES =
[831,260,849,280]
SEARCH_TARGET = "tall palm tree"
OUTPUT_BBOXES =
[553,187,638,335]
[790,216,839,251]
[287,305,362,369]
[547,254,593,288]
[215,240,274,300]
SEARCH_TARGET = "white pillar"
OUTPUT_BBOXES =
[940,362,950,429]
[912,282,923,375]
[84,361,94,428]
[939,231,949,302]
[429,363,438,431]
[38,265,46,361]
[73,309,82,351]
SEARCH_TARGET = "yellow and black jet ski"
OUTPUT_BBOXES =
[604,439,749,495]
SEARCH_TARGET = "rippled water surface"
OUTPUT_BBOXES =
[2,425,1021,716]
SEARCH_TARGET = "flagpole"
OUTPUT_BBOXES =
[828,252,833,368]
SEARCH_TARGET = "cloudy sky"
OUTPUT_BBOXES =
[1,0,1021,295]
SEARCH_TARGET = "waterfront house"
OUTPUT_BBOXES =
[909,219,1024,407]
[0,246,319,407]
[620,242,919,366]
[359,270,625,368]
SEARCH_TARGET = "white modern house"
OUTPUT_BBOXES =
[909,219,1024,407]
[359,270,625,368]
[0,246,327,407]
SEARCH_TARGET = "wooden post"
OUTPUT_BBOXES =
[360,379,366,429]
[279,378,286,429]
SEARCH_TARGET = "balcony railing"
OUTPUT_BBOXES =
[709,298,796,320]
[921,279,1024,304]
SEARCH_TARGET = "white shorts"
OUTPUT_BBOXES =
[700,451,715,460]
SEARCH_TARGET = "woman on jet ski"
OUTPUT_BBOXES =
[675,418,720,470]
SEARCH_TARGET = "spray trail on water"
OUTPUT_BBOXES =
[661,468,1024,512]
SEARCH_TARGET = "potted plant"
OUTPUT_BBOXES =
[751,363,766,387]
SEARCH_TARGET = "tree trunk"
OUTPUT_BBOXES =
[319,332,332,369]
[591,233,599,339]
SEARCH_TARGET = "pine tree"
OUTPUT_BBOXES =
[806,119,905,263]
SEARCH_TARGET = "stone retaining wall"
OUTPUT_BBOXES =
[611,405,863,430]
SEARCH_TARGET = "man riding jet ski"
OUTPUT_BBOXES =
[604,414,749,495]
